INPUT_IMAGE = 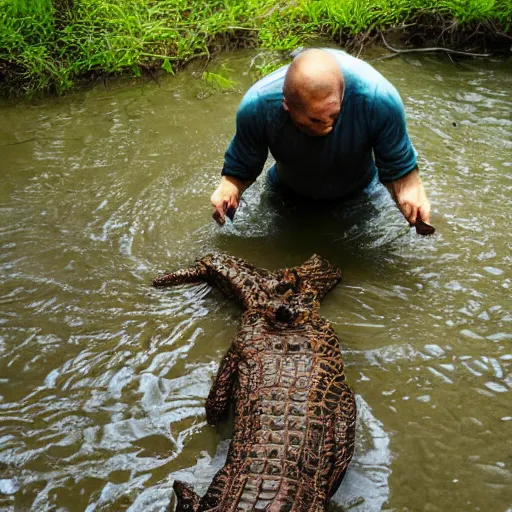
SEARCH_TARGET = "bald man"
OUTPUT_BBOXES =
[211,48,431,230]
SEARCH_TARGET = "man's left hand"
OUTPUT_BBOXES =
[384,168,431,226]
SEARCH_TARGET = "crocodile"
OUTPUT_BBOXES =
[153,253,356,512]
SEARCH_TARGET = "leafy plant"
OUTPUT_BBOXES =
[0,0,510,96]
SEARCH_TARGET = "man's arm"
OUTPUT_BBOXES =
[371,83,432,228]
[211,175,253,225]
[384,167,431,226]
[212,97,268,225]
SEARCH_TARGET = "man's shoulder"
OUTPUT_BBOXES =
[240,66,286,111]
[324,48,398,102]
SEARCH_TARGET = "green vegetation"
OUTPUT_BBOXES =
[1,0,510,95]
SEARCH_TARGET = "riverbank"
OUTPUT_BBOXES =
[1,0,511,96]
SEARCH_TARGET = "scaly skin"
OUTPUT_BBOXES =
[153,253,356,512]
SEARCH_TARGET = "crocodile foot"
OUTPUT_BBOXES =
[172,480,200,512]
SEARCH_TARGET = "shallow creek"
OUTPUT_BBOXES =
[0,50,511,511]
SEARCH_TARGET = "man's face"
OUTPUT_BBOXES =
[283,96,341,137]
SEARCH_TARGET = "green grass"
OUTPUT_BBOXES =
[0,0,510,95]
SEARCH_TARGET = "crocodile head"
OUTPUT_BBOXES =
[154,252,343,325]
[253,255,342,325]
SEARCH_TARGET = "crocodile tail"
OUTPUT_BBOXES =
[172,480,200,512]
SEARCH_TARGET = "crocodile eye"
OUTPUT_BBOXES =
[275,305,294,323]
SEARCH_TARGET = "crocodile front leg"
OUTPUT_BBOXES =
[205,347,238,426]
[152,263,208,287]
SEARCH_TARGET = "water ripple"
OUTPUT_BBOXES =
[0,53,510,511]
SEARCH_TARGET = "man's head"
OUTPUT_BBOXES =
[283,49,344,137]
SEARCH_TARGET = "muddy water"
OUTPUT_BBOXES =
[0,50,510,511]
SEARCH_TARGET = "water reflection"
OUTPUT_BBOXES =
[0,51,511,511]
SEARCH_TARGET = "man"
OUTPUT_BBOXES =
[210,48,432,232]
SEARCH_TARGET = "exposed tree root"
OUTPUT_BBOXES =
[379,32,492,57]
[339,15,510,58]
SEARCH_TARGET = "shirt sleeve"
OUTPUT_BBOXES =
[371,83,417,182]
[221,96,269,182]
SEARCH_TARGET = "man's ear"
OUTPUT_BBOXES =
[282,99,290,111]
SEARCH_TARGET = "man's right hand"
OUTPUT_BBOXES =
[210,176,249,225]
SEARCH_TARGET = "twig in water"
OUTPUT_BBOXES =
[368,53,401,63]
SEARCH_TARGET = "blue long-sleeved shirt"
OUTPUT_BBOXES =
[222,49,417,200]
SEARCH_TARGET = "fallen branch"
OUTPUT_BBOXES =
[380,31,492,57]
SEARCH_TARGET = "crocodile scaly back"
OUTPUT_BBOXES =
[154,253,356,512]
